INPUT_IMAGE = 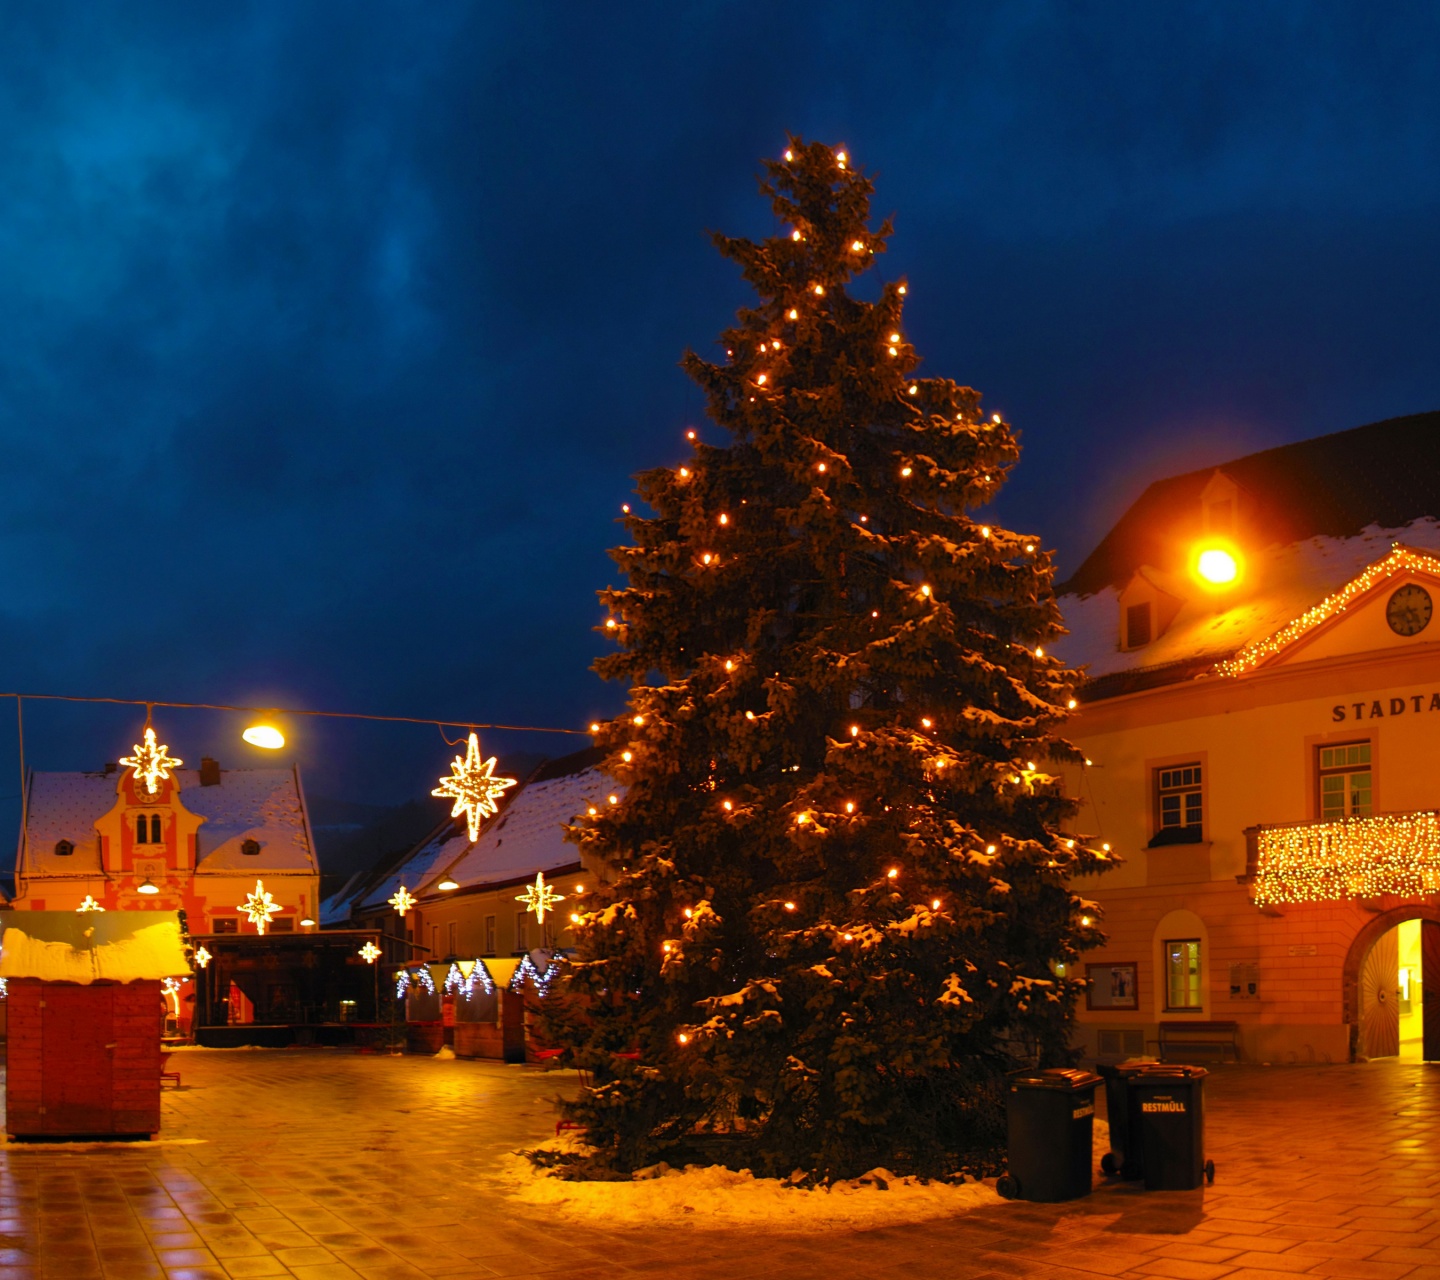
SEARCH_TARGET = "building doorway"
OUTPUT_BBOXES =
[1356,917,1440,1061]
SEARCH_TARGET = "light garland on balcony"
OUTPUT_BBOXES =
[1218,545,1440,677]
[1253,810,1440,906]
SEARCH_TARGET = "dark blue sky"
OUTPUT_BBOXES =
[3,3,1439,817]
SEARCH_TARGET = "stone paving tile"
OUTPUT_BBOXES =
[1,1053,1440,1277]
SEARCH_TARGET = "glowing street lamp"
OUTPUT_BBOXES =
[1193,543,1241,589]
[242,724,285,749]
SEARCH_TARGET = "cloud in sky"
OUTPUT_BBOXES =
[0,2,1438,813]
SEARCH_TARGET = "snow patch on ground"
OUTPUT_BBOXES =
[484,1136,999,1230]
[433,1044,457,1060]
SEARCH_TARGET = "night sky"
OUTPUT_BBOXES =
[3,4,1439,826]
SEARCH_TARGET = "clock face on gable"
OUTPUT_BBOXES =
[1386,584,1433,637]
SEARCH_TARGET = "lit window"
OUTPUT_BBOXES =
[1165,938,1202,1010]
[1319,742,1372,820]
[211,917,239,934]
[270,916,295,933]
[1152,763,1203,846]
[1125,601,1152,648]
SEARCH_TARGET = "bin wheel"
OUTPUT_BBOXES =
[1100,1152,1118,1177]
[996,1173,1019,1200]
[1204,1159,1215,1184]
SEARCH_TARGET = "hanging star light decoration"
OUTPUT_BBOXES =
[119,726,183,795]
[238,880,281,935]
[76,896,105,913]
[359,941,382,963]
[432,732,516,841]
[193,945,212,969]
[516,871,565,923]
[389,885,416,917]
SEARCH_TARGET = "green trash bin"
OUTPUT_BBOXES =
[997,1067,1102,1202]
[1127,1064,1215,1190]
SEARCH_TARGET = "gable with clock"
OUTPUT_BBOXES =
[1271,562,1440,669]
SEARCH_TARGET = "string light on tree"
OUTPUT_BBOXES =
[238,880,281,935]
[516,871,564,923]
[120,726,183,795]
[432,732,517,841]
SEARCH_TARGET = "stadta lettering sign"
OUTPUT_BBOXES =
[1331,691,1440,721]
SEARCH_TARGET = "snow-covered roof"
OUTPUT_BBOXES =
[356,820,468,912]
[0,911,189,983]
[442,763,618,889]
[21,767,317,878]
[1056,519,1440,687]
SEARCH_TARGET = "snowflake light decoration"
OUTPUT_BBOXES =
[238,880,281,934]
[432,732,516,841]
[389,885,416,917]
[516,871,564,923]
[76,896,105,913]
[120,727,183,795]
[359,941,382,964]
[193,945,212,969]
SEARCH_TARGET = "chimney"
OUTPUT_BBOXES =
[199,757,222,787]
[104,762,117,774]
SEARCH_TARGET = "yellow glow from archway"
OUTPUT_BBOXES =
[243,724,285,750]
[1195,547,1240,587]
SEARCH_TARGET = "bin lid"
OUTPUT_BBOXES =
[1009,1066,1103,1091]
[1133,1063,1208,1080]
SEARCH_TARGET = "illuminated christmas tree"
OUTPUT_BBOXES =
[556,138,1106,1179]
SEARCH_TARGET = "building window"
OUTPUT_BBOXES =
[1125,602,1152,648]
[484,915,496,955]
[1320,742,1372,820]
[136,816,149,844]
[211,917,239,934]
[430,924,439,959]
[150,814,162,844]
[1164,939,1203,1010]
[54,840,74,857]
[515,911,528,953]
[241,838,260,856]
[447,921,457,957]
[1152,763,1203,846]
[270,916,294,933]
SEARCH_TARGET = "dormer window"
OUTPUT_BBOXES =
[241,838,260,857]
[1200,469,1243,536]
[1126,602,1152,648]
[54,839,74,857]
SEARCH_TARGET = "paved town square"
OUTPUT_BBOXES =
[0,1051,1434,1280]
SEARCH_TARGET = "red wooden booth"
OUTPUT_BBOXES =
[1,911,190,1139]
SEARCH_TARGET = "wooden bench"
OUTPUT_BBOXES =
[1158,1020,1241,1063]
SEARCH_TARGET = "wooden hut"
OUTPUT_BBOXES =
[1,911,189,1138]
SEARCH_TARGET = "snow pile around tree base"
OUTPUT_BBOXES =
[489,1119,1117,1230]
[486,1136,997,1230]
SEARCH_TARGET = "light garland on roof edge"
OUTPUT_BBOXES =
[1218,545,1440,677]
[1253,810,1440,906]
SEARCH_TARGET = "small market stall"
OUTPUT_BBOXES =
[399,952,560,1062]
[1,911,189,1139]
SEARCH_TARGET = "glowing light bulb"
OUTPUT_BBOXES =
[137,878,160,896]
[980,526,991,538]
[679,467,690,478]
[745,710,756,721]
[851,240,864,251]
[662,942,672,952]
[677,1032,690,1044]
[794,813,808,825]
[871,610,878,618]
[718,513,729,525]
[900,465,912,477]
[931,898,941,910]
[845,801,855,813]
[787,308,798,320]
[1196,547,1240,586]
[888,347,898,356]
[622,503,630,513]
[569,913,581,924]
[920,584,931,597]
[898,284,907,294]
[683,907,693,918]
[1085,758,1093,766]
[843,932,853,941]
[887,868,898,879]
[243,724,284,750]
[1035,647,1044,657]
[686,429,696,440]
[756,373,767,385]
[813,284,825,296]
[992,414,1001,423]
[921,718,932,729]
[590,722,601,732]
[792,229,802,241]
[986,844,996,854]
[784,149,793,161]
[605,618,617,629]
[436,877,458,892]
[908,385,918,395]
[850,724,860,736]
[724,659,734,670]
[836,150,847,163]
[701,552,713,564]
[1067,699,1077,710]
[816,461,827,472]
[1102,842,1111,851]
[1080,915,1092,926]
[784,901,797,911]
[588,806,598,816]
[1027,761,1036,771]
[1025,544,1035,553]
[608,794,619,805]
[723,800,733,811]
[576,885,584,893]
[621,751,632,762]
[889,333,900,343]
[633,716,645,726]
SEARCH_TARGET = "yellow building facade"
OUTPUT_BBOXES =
[1057,415,1440,1065]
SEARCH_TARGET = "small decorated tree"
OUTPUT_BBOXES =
[554,137,1107,1179]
